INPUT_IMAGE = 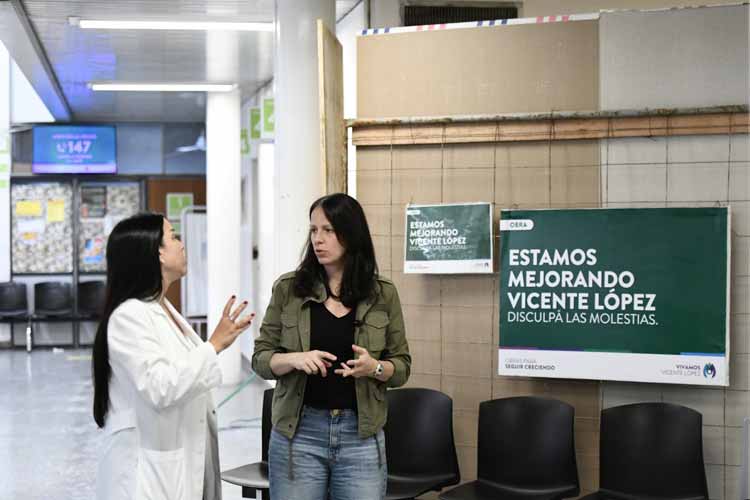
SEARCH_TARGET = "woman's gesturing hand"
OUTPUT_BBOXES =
[290,351,338,377]
[209,296,255,354]
[335,345,377,378]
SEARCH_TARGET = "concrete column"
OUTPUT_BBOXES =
[206,89,242,384]
[273,0,335,277]
[0,44,11,344]
[0,43,10,282]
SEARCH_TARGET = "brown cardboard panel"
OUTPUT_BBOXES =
[444,143,496,169]
[551,165,601,205]
[552,140,600,167]
[442,275,497,307]
[362,204,391,236]
[575,417,600,455]
[442,306,494,345]
[391,235,405,273]
[403,305,442,342]
[391,204,407,236]
[453,409,479,447]
[577,453,600,491]
[373,235,391,272]
[357,169,391,205]
[491,377,548,398]
[392,169,443,205]
[442,375,493,411]
[403,373,442,391]
[497,141,551,169]
[542,379,601,420]
[392,145,443,170]
[391,271,442,306]
[358,21,599,118]
[357,146,391,171]
[456,445,479,481]
[409,339,442,375]
[442,168,495,204]
[511,166,552,205]
[442,343,493,378]
[494,166,513,207]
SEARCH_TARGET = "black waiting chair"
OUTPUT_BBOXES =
[33,281,73,318]
[580,402,708,500]
[221,388,273,499]
[26,281,74,350]
[0,282,29,321]
[77,281,106,319]
[0,282,30,346]
[384,388,460,500]
[440,396,579,500]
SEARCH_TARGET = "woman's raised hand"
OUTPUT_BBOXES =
[209,296,255,353]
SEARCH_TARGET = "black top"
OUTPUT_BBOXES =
[302,301,358,411]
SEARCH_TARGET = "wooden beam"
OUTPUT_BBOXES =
[350,110,749,146]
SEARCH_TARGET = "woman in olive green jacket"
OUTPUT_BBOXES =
[252,193,410,500]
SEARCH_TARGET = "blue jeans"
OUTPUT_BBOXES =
[269,406,387,500]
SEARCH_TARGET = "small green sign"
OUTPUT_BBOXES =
[166,193,194,222]
[0,180,8,189]
[404,202,493,274]
[263,98,274,134]
[0,134,9,153]
[250,107,262,139]
[241,128,250,155]
[0,163,8,173]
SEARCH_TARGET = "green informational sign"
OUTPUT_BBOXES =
[0,163,8,173]
[498,207,730,386]
[166,193,194,234]
[0,180,8,189]
[250,107,262,139]
[262,98,274,134]
[0,134,9,153]
[404,203,493,274]
[240,128,250,155]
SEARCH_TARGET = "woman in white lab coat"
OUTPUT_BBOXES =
[92,213,254,500]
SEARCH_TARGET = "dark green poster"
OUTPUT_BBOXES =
[498,208,730,386]
[404,203,493,274]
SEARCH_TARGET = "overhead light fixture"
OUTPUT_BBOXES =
[70,17,273,32]
[89,82,237,92]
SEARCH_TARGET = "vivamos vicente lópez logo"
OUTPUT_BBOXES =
[703,363,716,379]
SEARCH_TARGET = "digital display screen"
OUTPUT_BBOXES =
[32,125,117,174]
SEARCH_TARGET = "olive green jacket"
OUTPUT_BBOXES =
[251,272,411,439]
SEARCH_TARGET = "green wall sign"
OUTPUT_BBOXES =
[498,207,730,386]
[404,202,493,274]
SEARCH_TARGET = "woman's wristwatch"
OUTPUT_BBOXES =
[372,361,384,378]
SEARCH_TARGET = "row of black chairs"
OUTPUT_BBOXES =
[0,281,106,347]
[222,388,709,500]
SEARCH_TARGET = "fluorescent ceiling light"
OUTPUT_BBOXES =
[75,19,274,32]
[89,82,237,92]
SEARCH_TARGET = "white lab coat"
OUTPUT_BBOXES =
[95,298,223,500]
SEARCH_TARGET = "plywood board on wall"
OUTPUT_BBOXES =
[357,20,599,119]
[318,19,347,195]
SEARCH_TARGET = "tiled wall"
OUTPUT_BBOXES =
[600,133,750,500]
[358,132,749,498]
[358,139,603,495]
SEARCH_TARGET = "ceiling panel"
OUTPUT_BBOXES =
[21,0,276,122]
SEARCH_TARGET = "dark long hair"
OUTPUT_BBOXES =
[293,193,378,308]
[92,213,165,428]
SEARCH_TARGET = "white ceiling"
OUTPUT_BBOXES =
[7,0,361,123]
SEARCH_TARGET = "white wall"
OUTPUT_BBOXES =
[600,5,749,110]
[336,0,367,196]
